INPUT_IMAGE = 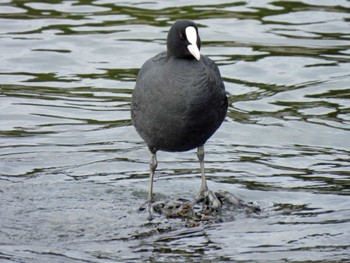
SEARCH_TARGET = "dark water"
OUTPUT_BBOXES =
[1,0,350,262]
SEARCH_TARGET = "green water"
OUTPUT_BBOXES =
[1,0,349,262]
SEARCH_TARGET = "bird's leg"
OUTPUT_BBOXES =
[147,152,157,220]
[197,145,208,193]
[193,146,221,209]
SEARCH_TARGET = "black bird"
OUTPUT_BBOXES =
[131,20,228,218]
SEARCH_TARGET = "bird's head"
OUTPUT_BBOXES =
[167,20,201,61]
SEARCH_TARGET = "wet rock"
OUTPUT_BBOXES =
[143,191,261,225]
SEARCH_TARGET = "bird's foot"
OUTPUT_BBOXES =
[139,200,156,220]
[191,189,222,214]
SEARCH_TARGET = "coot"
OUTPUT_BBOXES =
[131,20,228,218]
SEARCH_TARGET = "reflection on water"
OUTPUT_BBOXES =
[1,0,350,262]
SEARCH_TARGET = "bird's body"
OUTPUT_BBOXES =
[132,51,227,153]
[131,20,228,219]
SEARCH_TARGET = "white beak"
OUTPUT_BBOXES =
[185,26,200,61]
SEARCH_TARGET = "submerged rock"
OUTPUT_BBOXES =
[140,191,261,226]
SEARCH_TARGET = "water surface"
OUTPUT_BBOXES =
[1,0,350,262]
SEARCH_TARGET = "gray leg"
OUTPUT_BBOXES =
[197,145,208,193]
[194,146,221,209]
[147,153,157,219]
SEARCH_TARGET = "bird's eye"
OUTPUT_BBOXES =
[179,33,185,40]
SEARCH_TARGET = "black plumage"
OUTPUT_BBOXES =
[131,20,228,218]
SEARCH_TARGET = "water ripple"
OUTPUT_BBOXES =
[1,0,349,262]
